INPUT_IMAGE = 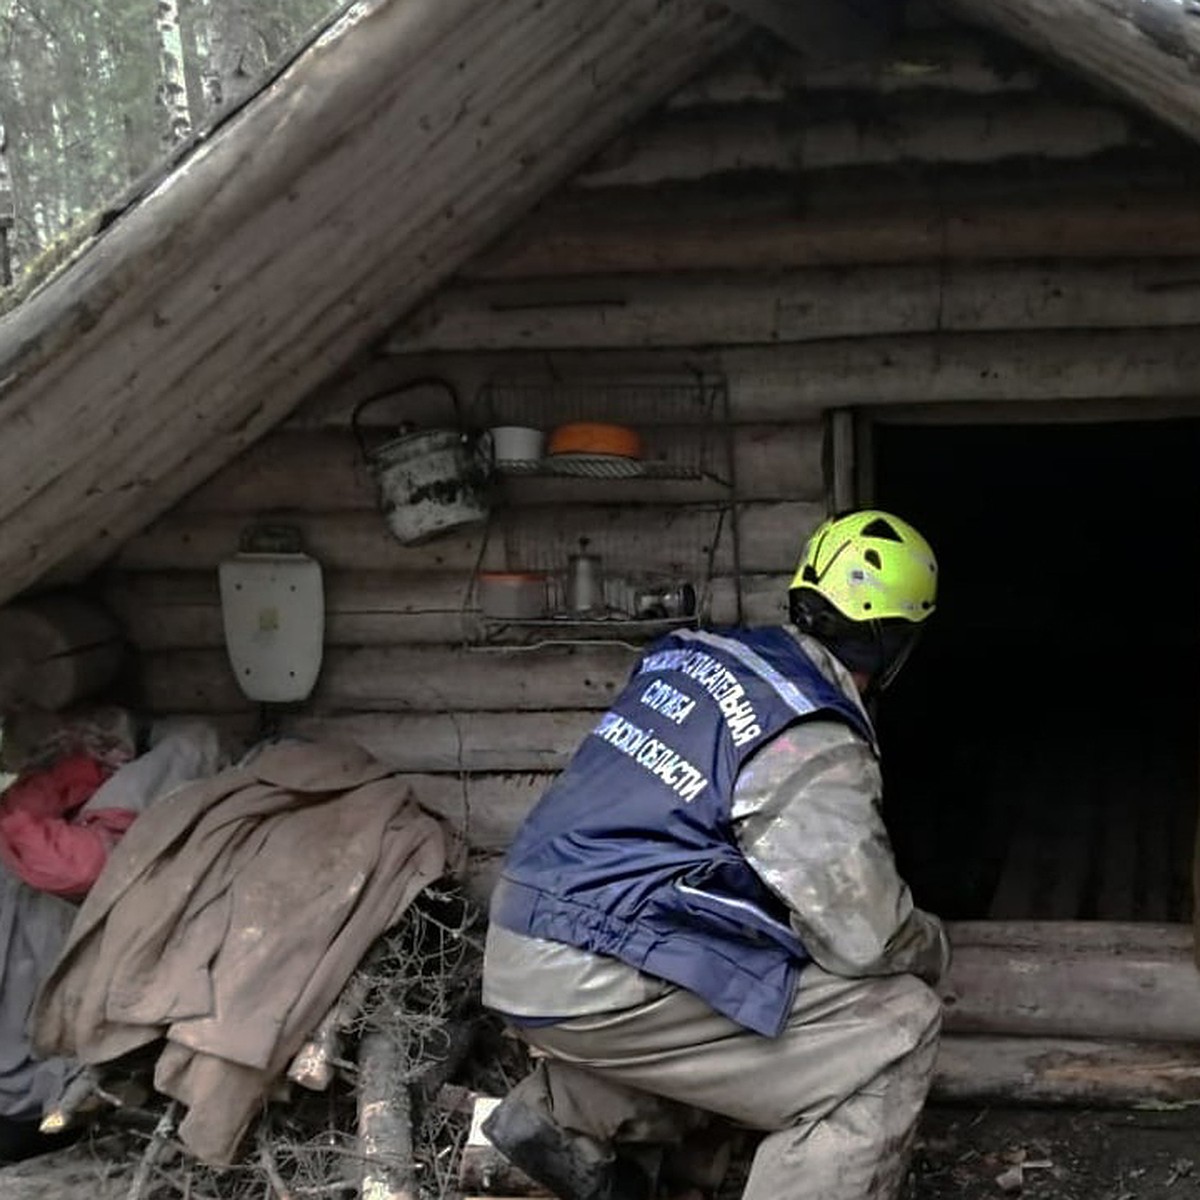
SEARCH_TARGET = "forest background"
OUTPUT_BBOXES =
[0,0,342,287]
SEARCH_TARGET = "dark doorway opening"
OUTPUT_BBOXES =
[873,419,1200,922]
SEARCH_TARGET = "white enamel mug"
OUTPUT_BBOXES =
[490,426,545,464]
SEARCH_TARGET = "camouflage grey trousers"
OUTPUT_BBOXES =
[509,964,942,1200]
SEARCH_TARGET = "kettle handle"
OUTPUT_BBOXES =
[350,376,463,460]
[472,429,495,471]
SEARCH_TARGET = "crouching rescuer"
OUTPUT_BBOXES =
[481,511,950,1200]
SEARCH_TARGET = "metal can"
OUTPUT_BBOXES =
[634,583,697,619]
[566,554,604,615]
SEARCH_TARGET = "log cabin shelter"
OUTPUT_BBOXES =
[8,0,1200,1103]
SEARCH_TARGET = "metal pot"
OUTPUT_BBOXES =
[352,379,493,546]
[478,572,548,620]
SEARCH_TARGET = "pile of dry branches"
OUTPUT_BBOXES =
[11,882,525,1200]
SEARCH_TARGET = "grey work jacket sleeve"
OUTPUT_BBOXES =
[731,719,950,984]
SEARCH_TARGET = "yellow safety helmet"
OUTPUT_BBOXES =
[790,510,937,622]
[788,510,937,688]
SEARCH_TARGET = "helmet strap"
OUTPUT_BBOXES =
[873,623,923,693]
[789,590,922,692]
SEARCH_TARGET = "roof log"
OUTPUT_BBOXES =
[942,0,1200,145]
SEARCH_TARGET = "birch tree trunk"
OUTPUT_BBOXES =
[155,0,192,147]
[199,15,231,117]
[198,0,273,121]
[0,122,13,286]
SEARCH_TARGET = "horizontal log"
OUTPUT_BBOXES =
[669,31,1044,107]
[106,570,790,651]
[141,643,642,714]
[106,570,476,649]
[116,501,819,576]
[114,509,501,574]
[371,330,1200,416]
[932,1036,1200,1106]
[723,572,792,624]
[468,170,1200,277]
[177,424,824,514]
[136,573,802,714]
[431,843,1200,990]
[412,767,546,850]
[940,921,1200,1043]
[436,1039,1200,1141]
[867,396,1200,425]
[181,717,553,794]
[325,368,743,432]
[301,324,1200,431]
[447,1038,1200,1126]
[575,98,1150,188]
[446,876,1200,1042]
[947,919,1194,953]
[294,374,467,432]
[295,714,585,773]
[0,595,124,710]
[393,261,1200,352]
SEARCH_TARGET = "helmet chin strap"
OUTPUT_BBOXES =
[789,590,923,694]
[824,621,921,699]
[851,624,889,703]
[873,624,922,694]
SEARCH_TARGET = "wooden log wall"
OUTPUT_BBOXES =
[103,21,1200,897]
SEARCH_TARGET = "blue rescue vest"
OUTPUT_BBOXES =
[490,627,876,1037]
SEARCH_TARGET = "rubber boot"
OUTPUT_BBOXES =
[483,1090,653,1200]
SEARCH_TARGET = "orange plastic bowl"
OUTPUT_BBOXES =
[546,422,643,460]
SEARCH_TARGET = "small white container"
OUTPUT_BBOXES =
[490,426,545,465]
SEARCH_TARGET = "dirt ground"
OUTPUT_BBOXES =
[5,1101,1200,1199]
[907,1105,1200,1200]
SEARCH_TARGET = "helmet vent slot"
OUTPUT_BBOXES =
[864,549,882,569]
[860,518,902,541]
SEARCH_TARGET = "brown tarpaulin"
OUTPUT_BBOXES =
[32,739,447,1163]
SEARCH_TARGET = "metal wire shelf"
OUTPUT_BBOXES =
[478,375,731,485]
[494,456,703,480]
[468,612,699,652]
[463,373,743,642]
[480,612,696,630]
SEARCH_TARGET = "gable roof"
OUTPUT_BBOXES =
[0,0,1196,607]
